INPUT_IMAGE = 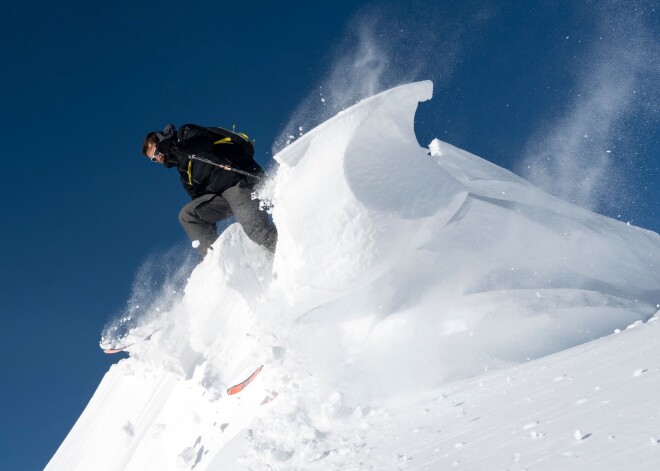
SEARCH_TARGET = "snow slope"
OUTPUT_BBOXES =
[46,81,660,470]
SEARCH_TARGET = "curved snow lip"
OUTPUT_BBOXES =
[275,81,433,167]
[268,81,467,302]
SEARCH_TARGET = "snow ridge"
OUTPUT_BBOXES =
[47,81,660,470]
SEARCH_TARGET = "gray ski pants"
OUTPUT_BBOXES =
[178,184,277,254]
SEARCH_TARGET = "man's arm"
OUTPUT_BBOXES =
[154,124,214,158]
[175,124,215,155]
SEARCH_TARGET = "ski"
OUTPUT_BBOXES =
[100,329,161,355]
[227,365,263,395]
[102,344,135,354]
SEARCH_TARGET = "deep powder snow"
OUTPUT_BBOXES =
[47,81,660,471]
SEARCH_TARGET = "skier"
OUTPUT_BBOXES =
[141,124,277,255]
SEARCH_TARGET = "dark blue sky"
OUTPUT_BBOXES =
[0,1,657,469]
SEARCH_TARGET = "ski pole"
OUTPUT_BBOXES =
[188,154,263,180]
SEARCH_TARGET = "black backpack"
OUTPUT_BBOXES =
[205,126,262,174]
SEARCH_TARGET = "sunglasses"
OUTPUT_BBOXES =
[150,149,162,162]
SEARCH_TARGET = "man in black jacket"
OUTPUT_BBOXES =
[141,124,277,255]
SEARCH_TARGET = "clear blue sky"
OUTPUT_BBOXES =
[0,1,657,469]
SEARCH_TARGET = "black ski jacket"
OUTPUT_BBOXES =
[159,124,263,199]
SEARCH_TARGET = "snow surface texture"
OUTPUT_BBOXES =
[47,81,660,470]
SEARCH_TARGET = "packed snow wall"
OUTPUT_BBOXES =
[263,80,659,396]
[47,81,660,471]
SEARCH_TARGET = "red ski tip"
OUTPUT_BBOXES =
[227,365,263,395]
[102,343,133,354]
[103,347,127,354]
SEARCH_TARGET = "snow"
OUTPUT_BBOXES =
[46,81,660,470]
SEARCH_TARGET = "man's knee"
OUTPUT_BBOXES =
[223,185,277,251]
[178,205,188,225]
[178,202,200,226]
